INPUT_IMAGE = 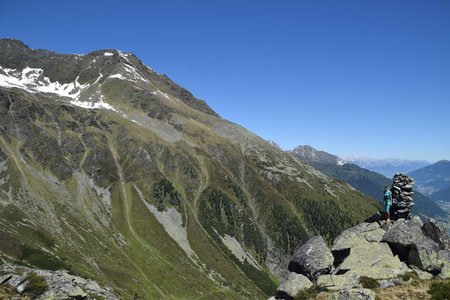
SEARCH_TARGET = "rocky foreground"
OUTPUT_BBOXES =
[0,264,117,299]
[273,214,450,299]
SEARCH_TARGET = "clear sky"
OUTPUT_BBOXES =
[1,0,449,162]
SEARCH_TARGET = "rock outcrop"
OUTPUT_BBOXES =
[382,217,446,274]
[335,238,410,279]
[0,264,117,300]
[274,215,450,299]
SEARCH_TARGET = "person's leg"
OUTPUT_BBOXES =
[386,202,391,221]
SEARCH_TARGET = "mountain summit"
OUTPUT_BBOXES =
[292,145,347,166]
[0,40,380,299]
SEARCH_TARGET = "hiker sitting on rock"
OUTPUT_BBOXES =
[383,185,393,222]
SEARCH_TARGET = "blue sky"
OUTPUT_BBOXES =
[1,0,449,162]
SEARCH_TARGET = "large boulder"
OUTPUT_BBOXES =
[332,222,385,251]
[382,218,441,273]
[408,243,442,273]
[381,219,424,251]
[288,236,334,281]
[327,288,376,300]
[275,272,313,300]
[335,238,410,280]
[331,222,386,268]
[422,219,449,249]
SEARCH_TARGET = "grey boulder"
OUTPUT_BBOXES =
[382,218,441,273]
[335,238,410,280]
[332,222,385,252]
[288,236,334,281]
[275,272,313,300]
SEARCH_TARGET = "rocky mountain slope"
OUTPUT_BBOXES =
[0,39,381,299]
[409,160,450,202]
[291,145,448,221]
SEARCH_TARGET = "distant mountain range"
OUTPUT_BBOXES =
[291,145,448,220]
[345,156,430,178]
[409,160,450,202]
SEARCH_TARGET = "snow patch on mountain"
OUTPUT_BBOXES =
[0,66,118,112]
[70,98,116,111]
[106,63,149,84]
[108,73,128,80]
[117,51,132,64]
[103,52,114,56]
[0,66,89,98]
[337,159,348,166]
[123,64,148,83]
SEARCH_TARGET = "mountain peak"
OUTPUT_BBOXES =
[292,145,345,165]
[0,39,219,117]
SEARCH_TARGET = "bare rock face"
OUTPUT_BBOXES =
[288,236,334,282]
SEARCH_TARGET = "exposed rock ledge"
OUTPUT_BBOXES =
[0,264,117,299]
